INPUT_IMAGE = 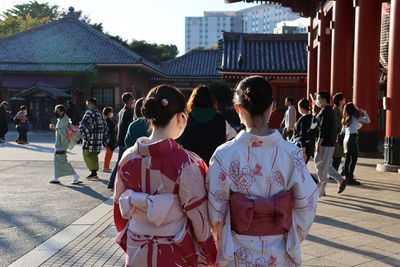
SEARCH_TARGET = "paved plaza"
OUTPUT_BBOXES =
[1,132,400,266]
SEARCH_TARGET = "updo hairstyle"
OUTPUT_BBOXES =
[141,84,186,127]
[234,76,273,117]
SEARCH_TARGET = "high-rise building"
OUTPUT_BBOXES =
[185,3,299,52]
[274,17,309,34]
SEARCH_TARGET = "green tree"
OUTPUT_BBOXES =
[3,0,59,20]
[0,1,59,37]
[129,40,178,64]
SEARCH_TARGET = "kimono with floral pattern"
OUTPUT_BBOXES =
[114,137,216,267]
[207,130,318,267]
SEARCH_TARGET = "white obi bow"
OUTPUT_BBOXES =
[119,189,175,226]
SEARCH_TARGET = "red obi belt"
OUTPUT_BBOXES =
[230,191,292,236]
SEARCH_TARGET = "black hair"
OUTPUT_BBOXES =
[342,102,361,126]
[333,92,344,107]
[55,104,66,114]
[286,97,294,105]
[318,91,331,104]
[87,98,97,106]
[187,85,218,112]
[103,106,113,116]
[142,84,186,128]
[134,98,145,118]
[20,105,27,111]
[298,98,310,111]
[122,92,133,104]
[234,76,273,117]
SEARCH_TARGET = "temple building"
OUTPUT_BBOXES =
[226,0,400,170]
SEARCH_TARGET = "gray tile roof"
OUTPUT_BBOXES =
[219,32,308,73]
[0,11,161,73]
[14,83,71,98]
[161,49,220,77]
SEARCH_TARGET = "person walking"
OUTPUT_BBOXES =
[292,98,318,164]
[49,104,82,184]
[180,85,236,164]
[341,103,370,185]
[107,93,134,189]
[280,97,296,141]
[66,100,80,126]
[79,98,108,179]
[0,101,9,142]
[14,105,29,144]
[113,84,216,267]
[314,91,347,196]
[332,93,346,171]
[102,107,116,173]
[124,97,150,148]
[207,76,318,266]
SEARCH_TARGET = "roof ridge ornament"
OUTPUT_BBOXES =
[64,6,78,19]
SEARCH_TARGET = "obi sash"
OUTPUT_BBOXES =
[230,191,293,236]
[116,189,199,266]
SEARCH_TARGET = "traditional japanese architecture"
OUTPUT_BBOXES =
[0,7,164,129]
[227,0,400,170]
[156,49,222,97]
[218,32,308,127]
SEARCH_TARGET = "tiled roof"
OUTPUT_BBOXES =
[14,83,71,98]
[219,32,308,73]
[0,63,95,72]
[0,10,161,73]
[161,49,220,77]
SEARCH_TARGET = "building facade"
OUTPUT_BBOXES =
[185,3,300,52]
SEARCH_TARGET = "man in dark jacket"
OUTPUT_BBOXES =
[108,92,134,189]
[314,91,346,197]
[0,101,9,142]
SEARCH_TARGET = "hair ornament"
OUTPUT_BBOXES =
[161,98,169,106]
[236,88,244,96]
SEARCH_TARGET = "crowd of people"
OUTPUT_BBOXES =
[0,75,371,266]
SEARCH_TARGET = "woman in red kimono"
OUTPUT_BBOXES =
[113,84,216,267]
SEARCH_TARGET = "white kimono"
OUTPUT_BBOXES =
[207,130,318,267]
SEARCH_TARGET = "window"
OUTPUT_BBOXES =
[91,87,115,108]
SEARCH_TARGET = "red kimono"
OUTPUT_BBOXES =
[114,137,216,267]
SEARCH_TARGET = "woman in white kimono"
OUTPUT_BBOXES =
[207,76,318,267]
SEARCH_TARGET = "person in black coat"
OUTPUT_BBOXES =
[179,85,236,164]
[108,92,134,189]
[292,98,318,164]
[102,107,117,172]
[66,100,81,126]
[0,101,9,142]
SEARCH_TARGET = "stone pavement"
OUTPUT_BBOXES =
[9,155,400,267]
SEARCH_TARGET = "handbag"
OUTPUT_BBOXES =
[66,125,77,138]
[337,134,344,146]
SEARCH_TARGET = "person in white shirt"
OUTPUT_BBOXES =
[341,103,370,185]
[281,97,297,141]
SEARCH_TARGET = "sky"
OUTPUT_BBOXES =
[1,0,258,55]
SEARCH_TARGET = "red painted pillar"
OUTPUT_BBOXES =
[384,0,400,165]
[307,16,317,101]
[330,0,354,99]
[352,0,381,152]
[317,11,332,93]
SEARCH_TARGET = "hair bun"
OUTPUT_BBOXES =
[142,97,162,121]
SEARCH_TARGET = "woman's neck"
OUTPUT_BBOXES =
[246,124,273,136]
[147,128,169,144]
